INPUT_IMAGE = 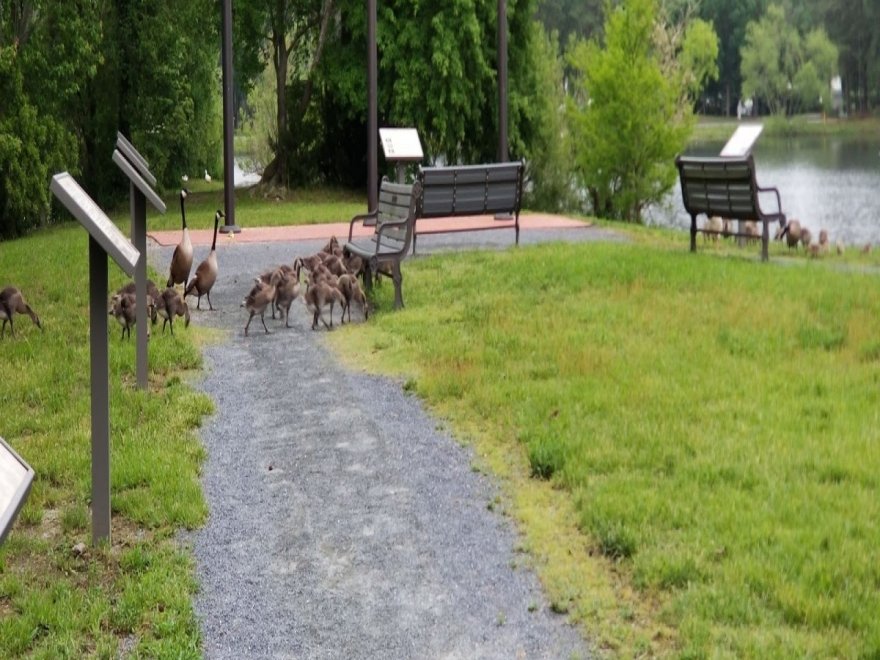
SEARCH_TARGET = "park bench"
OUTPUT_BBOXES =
[413,161,524,253]
[675,154,787,262]
[345,179,422,309]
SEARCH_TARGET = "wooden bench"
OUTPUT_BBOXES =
[345,179,421,309]
[413,161,524,253]
[675,154,787,262]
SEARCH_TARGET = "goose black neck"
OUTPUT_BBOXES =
[180,194,187,229]
[211,215,219,251]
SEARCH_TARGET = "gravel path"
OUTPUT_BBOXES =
[157,227,619,659]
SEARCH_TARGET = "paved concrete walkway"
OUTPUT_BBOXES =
[157,222,617,659]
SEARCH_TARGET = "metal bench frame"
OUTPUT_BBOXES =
[345,179,421,309]
[675,154,786,262]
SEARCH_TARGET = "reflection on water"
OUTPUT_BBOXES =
[647,135,880,246]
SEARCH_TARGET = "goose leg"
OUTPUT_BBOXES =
[244,313,254,336]
[207,291,214,311]
[260,312,270,334]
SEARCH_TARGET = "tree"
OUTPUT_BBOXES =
[566,0,716,222]
[740,4,838,116]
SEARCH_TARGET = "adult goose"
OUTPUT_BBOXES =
[167,189,193,288]
[0,286,42,338]
[185,209,223,310]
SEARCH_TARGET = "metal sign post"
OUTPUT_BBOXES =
[0,436,35,545]
[113,138,167,389]
[50,172,139,546]
[379,128,424,184]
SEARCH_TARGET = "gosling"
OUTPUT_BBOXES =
[304,280,344,330]
[156,287,190,335]
[242,271,282,336]
[337,274,368,324]
[0,286,43,338]
[108,292,137,340]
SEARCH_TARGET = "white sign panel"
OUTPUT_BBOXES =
[379,128,424,160]
[50,172,140,276]
[0,437,34,545]
[720,124,764,157]
[115,132,155,186]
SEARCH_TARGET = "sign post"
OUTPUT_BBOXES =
[50,172,139,545]
[113,134,166,389]
[379,128,424,185]
[0,437,34,545]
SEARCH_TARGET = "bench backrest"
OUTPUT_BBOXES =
[418,161,524,218]
[675,155,760,221]
[373,179,419,251]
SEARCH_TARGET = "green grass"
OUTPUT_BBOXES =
[118,182,366,233]
[692,115,880,143]
[0,226,213,656]
[329,235,880,657]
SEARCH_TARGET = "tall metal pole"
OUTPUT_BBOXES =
[497,0,508,163]
[367,0,378,211]
[219,0,240,233]
[89,237,111,545]
[130,185,148,389]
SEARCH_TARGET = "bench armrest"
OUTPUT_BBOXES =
[756,184,784,218]
[375,216,411,248]
[349,210,378,240]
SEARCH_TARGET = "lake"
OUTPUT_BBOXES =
[646,135,880,246]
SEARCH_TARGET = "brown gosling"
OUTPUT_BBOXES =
[862,243,872,254]
[242,271,282,336]
[108,292,137,340]
[117,279,160,324]
[185,209,223,310]
[322,254,348,277]
[321,235,340,255]
[156,287,190,335]
[167,189,193,288]
[800,228,813,250]
[343,251,364,278]
[0,286,42,338]
[337,274,368,324]
[304,280,344,330]
[274,270,302,328]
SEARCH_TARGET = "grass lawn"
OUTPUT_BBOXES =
[0,226,213,656]
[328,231,880,657]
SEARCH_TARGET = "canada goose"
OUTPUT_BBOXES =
[274,270,303,328]
[108,292,137,340]
[777,219,802,250]
[337,274,368,323]
[242,271,281,336]
[155,287,190,335]
[0,286,42,338]
[167,189,193,288]
[181,174,189,183]
[204,169,211,183]
[185,209,223,310]
[304,280,344,330]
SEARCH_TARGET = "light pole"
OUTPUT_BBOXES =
[220,0,240,233]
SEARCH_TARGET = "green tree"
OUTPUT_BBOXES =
[567,0,714,222]
[740,4,838,116]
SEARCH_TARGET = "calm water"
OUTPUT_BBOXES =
[646,135,880,246]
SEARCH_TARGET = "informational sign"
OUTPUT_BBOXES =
[112,150,166,213]
[379,128,424,161]
[0,436,34,545]
[50,172,139,276]
[720,124,764,157]
[116,132,156,187]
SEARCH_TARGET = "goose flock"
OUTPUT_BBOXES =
[4,190,372,344]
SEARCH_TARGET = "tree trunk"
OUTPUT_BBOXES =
[262,26,289,186]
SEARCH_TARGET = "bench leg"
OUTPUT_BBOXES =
[412,232,417,255]
[362,263,373,292]
[761,220,769,262]
[392,261,404,309]
[690,214,697,253]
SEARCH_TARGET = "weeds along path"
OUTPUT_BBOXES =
[149,229,605,659]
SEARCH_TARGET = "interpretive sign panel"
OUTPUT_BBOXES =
[720,124,764,158]
[379,128,424,160]
[113,150,166,213]
[0,436,34,545]
[50,172,139,276]
[116,132,156,186]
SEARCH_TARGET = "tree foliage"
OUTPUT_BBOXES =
[740,4,838,116]
[566,0,715,222]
